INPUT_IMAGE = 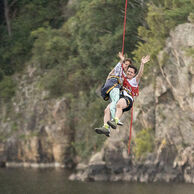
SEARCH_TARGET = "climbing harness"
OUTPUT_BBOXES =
[123,77,139,97]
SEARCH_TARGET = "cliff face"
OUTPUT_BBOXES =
[156,23,194,146]
[69,23,194,183]
[0,22,193,183]
[0,66,74,168]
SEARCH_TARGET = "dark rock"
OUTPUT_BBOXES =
[0,161,6,168]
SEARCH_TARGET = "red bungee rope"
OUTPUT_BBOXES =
[128,106,133,154]
[122,0,128,56]
[121,0,133,155]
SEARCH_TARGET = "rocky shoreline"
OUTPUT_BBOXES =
[69,145,194,183]
[1,145,193,183]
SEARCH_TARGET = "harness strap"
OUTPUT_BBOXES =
[108,75,122,85]
[108,75,120,80]
[122,87,133,97]
[106,83,118,94]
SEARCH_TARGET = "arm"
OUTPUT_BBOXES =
[106,68,115,80]
[136,55,150,83]
[106,52,125,80]
[118,52,125,63]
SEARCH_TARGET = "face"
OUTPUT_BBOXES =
[127,67,135,80]
[123,61,130,73]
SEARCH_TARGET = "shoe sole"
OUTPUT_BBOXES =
[107,121,117,129]
[95,128,110,137]
[117,122,123,126]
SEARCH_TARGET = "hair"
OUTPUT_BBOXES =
[124,58,133,65]
[128,64,138,75]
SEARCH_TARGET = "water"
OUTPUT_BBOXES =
[0,168,194,194]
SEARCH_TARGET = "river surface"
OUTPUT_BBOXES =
[0,168,194,194]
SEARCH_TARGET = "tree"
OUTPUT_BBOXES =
[3,0,18,36]
[0,0,66,75]
[133,0,194,77]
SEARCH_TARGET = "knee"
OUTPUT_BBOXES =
[104,106,110,114]
[116,103,122,109]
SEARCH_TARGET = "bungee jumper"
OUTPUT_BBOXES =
[100,52,132,123]
[94,52,131,137]
[95,55,150,137]
[94,0,150,154]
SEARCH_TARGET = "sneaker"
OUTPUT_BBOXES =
[94,127,110,137]
[117,120,123,126]
[107,119,117,129]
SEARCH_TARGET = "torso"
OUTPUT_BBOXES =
[122,77,139,101]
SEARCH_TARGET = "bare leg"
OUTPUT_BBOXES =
[115,98,128,120]
[104,104,111,124]
[107,98,128,129]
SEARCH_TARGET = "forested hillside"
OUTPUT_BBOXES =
[0,0,194,165]
[0,0,148,159]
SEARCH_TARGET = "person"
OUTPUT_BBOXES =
[95,52,132,136]
[95,55,150,136]
[101,52,132,118]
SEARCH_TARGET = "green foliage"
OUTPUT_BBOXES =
[133,0,194,76]
[30,0,147,99]
[72,0,147,80]
[72,91,108,160]
[31,27,71,69]
[185,47,194,57]
[40,67,66,97]
[11,122,19,132]
[133,128,154,159]
[188,12,194,23]
[18,131,39,140]
[0,0,66,75]
[0,134,7,142]
[0,76,16,101]
[0,69,4,81]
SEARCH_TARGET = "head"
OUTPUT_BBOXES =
[123,58,132,73]
[127,64,138,80]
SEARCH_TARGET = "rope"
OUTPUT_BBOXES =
[122,0,128,55]
[121,0,128,82]
[121,0,133,155]
[128,106,133,154]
